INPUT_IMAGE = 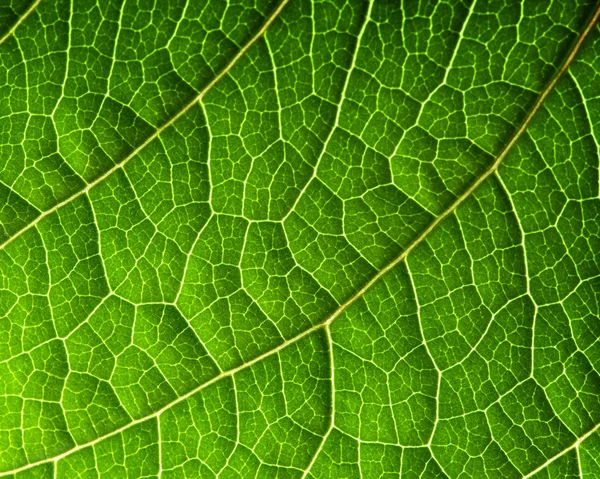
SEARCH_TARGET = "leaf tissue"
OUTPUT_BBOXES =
[1,0,600,477]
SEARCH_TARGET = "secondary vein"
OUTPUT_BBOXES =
[0,0,42,46]
[1,2,599,476]
[0,0,291,251]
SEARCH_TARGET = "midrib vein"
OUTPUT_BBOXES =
[0,0,291,251]
[0,0,42,46]
[2,2,600,477]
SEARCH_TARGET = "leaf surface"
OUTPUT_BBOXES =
[1,0,600,477]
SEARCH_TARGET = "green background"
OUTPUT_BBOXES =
[1,0,600,477]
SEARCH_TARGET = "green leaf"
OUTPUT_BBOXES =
[1,0,600,477]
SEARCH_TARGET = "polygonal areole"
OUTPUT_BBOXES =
[1,0,600,478]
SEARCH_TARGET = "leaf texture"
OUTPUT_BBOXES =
[1,0,600,477]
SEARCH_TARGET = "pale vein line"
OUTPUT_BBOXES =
[1,315,328,477]
[569,70,600,198]
[523,422,600,478]
[301,325,335,479]
[0,0,291,250]
[316,5,600,332]
[157,415,163,479]
[494,170,537,377]
[1,2,599,477]
[415,0,476,125]
[0,0,42,46]
[282,0,373,222]
[404,260,440,448]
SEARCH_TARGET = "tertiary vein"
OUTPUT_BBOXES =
[0,0,291,251]
[2,2,600,477]
[523,421,600,478]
